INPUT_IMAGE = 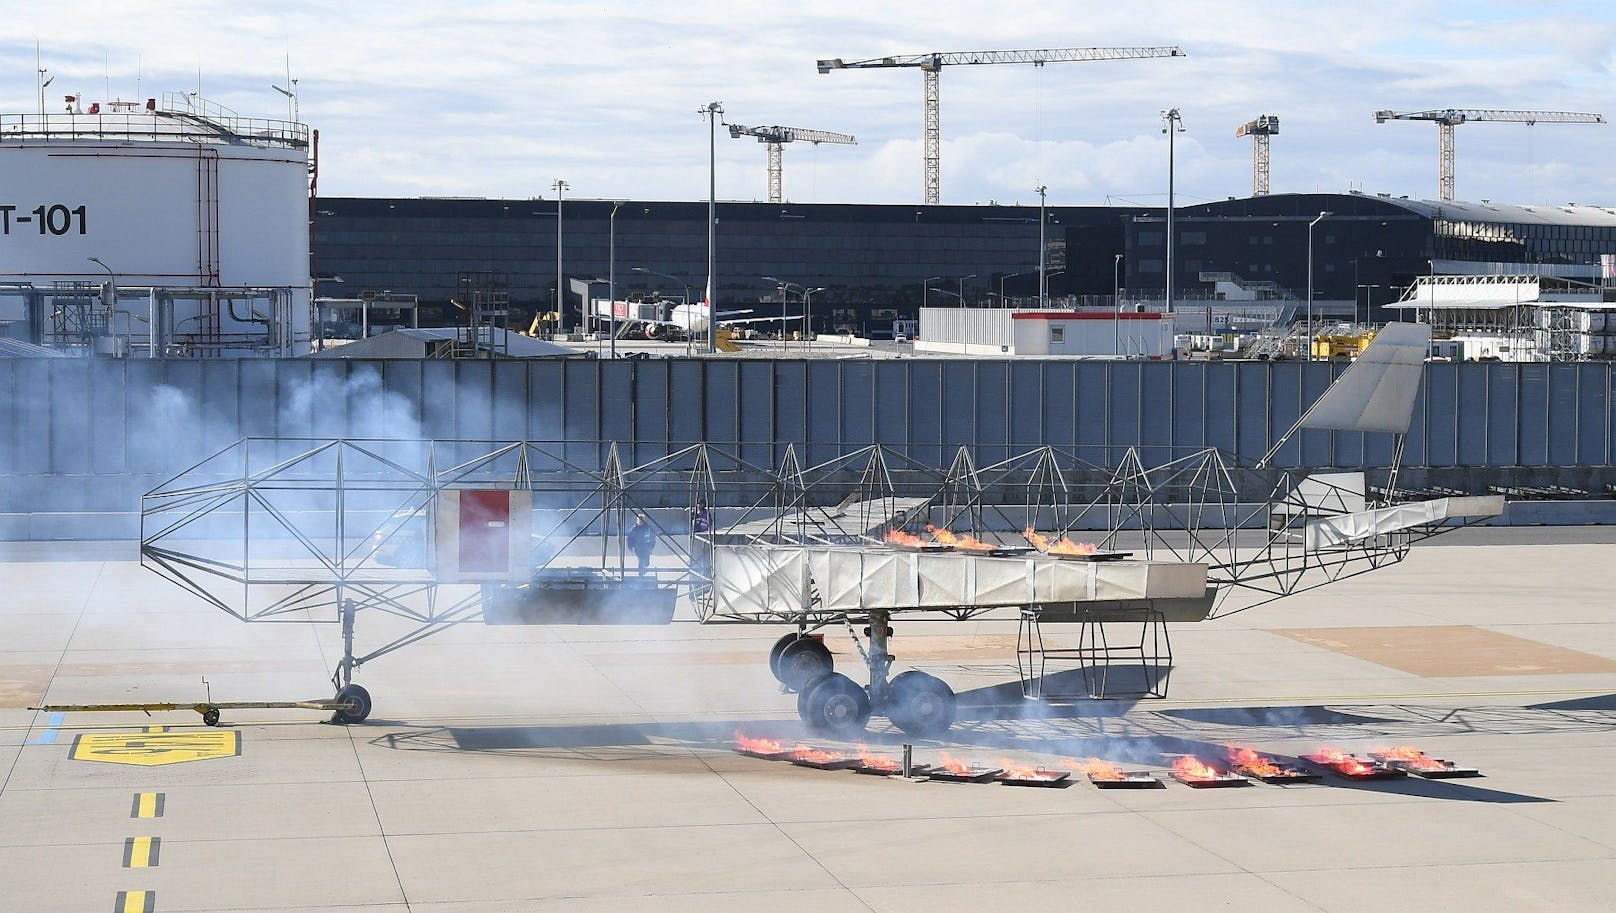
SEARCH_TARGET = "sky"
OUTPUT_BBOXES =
[4,0,1615,208]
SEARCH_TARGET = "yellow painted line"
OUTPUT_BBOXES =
[130,793,164,819]
[113,889,154,913]
[144,726,167,733]
[72,731,240,767]
[122,836,160,868]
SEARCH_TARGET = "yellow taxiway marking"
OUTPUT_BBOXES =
[144,726,167,733]
[113,889,154,913]
[123,836,160,868]
[72,731,240,767]
[131,793,164,819]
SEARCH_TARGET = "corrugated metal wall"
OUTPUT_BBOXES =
[1,359,1613,486]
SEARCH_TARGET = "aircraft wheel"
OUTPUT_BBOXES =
[889,671,955,739]
[799,673,871,736]
[332,683,373,724]
[768,633,803,681]
[776,637,833,691]
[201,708,221,727]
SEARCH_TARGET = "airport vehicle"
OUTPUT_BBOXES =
[129,324,1500,733]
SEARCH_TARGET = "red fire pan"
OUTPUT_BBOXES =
[996,769,1072,788]
[1302,754,1406,781]
[1088,771,1164,789]
[926,766,1003,784]
[1170,771,1250,788]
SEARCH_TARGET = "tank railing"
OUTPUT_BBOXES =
[0,112,308,150]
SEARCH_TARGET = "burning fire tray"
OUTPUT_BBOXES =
[1302,752,1406,781]
[854,758,929,777]
[996,769,1071,788]
[1088,771,1164,789]
[1170,770,1249,788]
[786,750,861,771]
[1042,549,1133,562]
[926,766,1003,784]
[1235,765,1323,785]
[733,746,794,761]
[1368,750,1481,779]
[886,543,955,553]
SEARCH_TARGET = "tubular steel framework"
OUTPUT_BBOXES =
[140,436,1493,700]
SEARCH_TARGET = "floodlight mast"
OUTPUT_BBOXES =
[816,46,1185,204]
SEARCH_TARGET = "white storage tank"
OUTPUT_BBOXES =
[0,94,311,355]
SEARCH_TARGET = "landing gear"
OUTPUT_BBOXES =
[779,610,957,738]
[201,708,221,727]
[774,636,834,691]
[797,673,871,736]
[331,683,372,724]
[887,671,956,738]
[328,597,373,725]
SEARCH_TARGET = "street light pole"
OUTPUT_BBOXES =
[1306,210,1331,361]
[958,274,976,307]
[1036,185,1048,309]
[1161,109,1184,314]
[699,101,724,354]
[608,200,623,358]
[923,275,942,308]
[552,178,568,333]
[998,272,1026,307]
[1113,253,1123,356]
[804,287,824,351]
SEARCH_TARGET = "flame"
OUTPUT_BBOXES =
[1227,744,1282,777]
[998,758,1056,779]
[884,528,926,547]
[788,743,847,763]
[926,524,996,551]
[1021,527,1099,556]
[857,743,901,771]
[1078,757,1125,781]
[1171,755,1222,780]
[734,731,784,754]
[937,751,977,775]
[1310,747,1376,776]
[1373,746,1449,772]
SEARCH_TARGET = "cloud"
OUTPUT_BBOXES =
[2,0,1614,205]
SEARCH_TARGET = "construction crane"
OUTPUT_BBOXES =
[726,123,857,204]
[1237,114,1279,196]
[1373,108,1605,202]
[817,46,1185,204]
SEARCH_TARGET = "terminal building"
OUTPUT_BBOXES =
[309,192,1616,339]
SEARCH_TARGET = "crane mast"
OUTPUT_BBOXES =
[1236,114,1279,196]
[817,46,1185,204]
[1374,108,1605,202]
[726,124,857,203]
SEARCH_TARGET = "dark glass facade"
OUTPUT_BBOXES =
[313,193,1616,335]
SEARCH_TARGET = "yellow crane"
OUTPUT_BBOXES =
[1374,108,1605,202]
[726,123,857,204]
[1237,114,1279,196]
[816,46,1184,204]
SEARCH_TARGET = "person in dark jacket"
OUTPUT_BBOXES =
[627,513,656,575]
